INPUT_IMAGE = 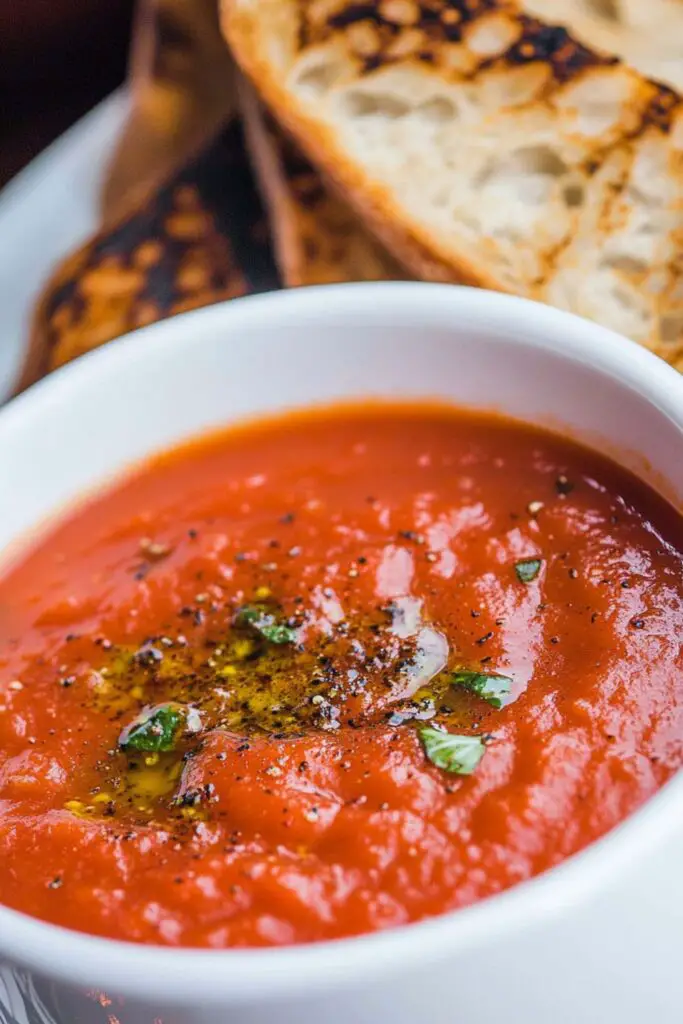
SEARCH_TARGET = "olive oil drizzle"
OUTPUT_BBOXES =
[67,593,507,826]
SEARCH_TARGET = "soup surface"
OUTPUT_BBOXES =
[1,404,683,948]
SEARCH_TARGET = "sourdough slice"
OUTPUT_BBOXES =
[239,0,683,290]
[239,81,404,284]
[222,0,683,365]
[240,0,683,287]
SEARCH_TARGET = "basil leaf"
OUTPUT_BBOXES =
[451,670,512,709]
[235,605,297,645]
[515,558,542,583]
[419,727,486,775]
[259,621,298,644]
[119,704,184,752]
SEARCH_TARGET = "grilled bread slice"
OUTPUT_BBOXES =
[240,80,403,284]
[222,0,683,365]
[17,123,277,392]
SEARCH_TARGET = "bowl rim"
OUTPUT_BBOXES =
[1,281,683,1005]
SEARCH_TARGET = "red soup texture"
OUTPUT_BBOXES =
[1,403,683,948]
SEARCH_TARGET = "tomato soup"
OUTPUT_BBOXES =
[1,404,683,948]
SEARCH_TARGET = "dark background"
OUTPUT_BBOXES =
[0,0,135,188]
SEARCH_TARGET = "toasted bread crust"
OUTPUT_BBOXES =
[222,0,683,363]
[239,80,404,284]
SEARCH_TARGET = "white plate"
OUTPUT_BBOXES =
[0,91,129,404]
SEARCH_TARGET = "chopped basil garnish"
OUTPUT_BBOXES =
[119,703,184,752]
[235,605,297,645]
[419,727,487,775]
[515,557,542,583]
[451,670,512,709]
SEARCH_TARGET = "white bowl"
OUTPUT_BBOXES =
[1,283,683,1024]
